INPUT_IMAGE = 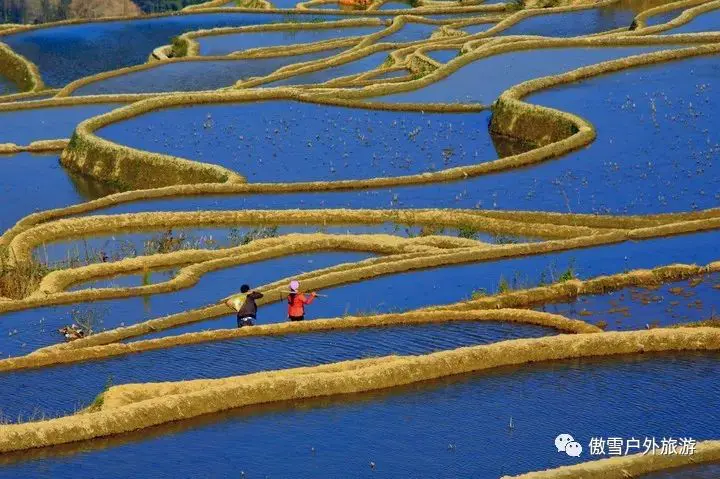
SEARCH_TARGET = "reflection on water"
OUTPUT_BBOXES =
[65,168,122,200]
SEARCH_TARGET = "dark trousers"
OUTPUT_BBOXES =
[237,315,255,328]
[288,315,305,322]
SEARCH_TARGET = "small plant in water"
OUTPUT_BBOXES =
[457,224,478,240]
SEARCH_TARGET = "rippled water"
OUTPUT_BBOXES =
[0,352,717,477]
[541,273,720,330]
[137,229,720,340]
[0,252,372,358]
[0,320,554,422]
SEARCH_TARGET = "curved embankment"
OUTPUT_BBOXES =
[0,309,599,373]
[0,328,719,452]
[5,254,717,372]
[6,208,594,263]
[56,30,719,190]
[0,42,43,93]
[503,440,720,479]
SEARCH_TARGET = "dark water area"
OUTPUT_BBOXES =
[197,25,380,55]
[541,273,720,330]
[0,153,113,233]
[262,50,389,86]
[138,229,720,339]
[98,101,496,182]
[1,12,343,87]
[0,352,717,477]
[661,7,720,34]
[499,7,635,37]
[0,103,124,144]
[71,50,342,95]
[0,321,553,422]
[0,252,371,358]
[0,75,18,95]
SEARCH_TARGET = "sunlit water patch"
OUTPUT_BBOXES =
[0,153,116,233]
[141,229,720,338]
[97,101,497,181]
[0,352,718,477]
[196,25,381,55]
[0,321,554,422]
[70,52,342,96]
[0,252,371,358]
[373,45,680,104]
[0,103,124,144]
[541,273,720,330]
[1,13,341,87]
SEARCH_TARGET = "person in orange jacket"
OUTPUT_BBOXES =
[287,280,317,321]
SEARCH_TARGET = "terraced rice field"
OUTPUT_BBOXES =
[0,0,719,476]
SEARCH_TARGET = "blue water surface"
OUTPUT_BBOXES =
[0,153,115,234]
[139,228,720,339]
[1,12,343,87]
[541,273,720,330]
[374,45,680,104]
[661,7,720,34]
[0,252,372,358]
[97,101,496,182]
[197,25,380,55]
[499,7,635,37]
[0,352,717,477]
[70,51,342,95]
[0,103,124,144]
[0,320,554,422]
[262,50,390,86]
